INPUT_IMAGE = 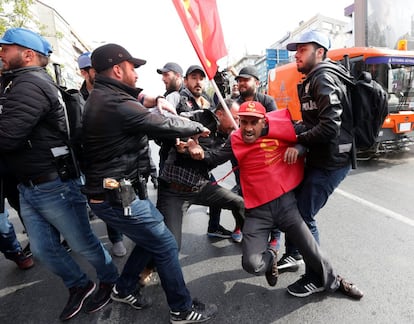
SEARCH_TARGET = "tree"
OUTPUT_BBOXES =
[0,0,45,35]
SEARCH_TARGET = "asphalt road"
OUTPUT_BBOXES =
[1,142,414,324]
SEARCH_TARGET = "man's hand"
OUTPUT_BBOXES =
[157,98,177,115]
[175,138,188,153]
[284,147,299,164]
[192,127,210,143]
[187,138,205,160]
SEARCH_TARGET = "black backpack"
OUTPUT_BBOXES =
[307,61,389,168]
[321,61,388,153]
[349,71,389,151]
[56,86,86,173]
[57,87,85,154]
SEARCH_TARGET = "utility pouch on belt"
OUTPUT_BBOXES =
[103,178,136,216]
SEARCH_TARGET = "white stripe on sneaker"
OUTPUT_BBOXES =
[278,256,303,269]
[187,311,202,321]
[288,283,325,297]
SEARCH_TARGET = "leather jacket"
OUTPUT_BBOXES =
[0,67,68,181]
[296,59,354,169]
[81,75,205,196]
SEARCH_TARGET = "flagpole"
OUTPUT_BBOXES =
[210,78,239,130]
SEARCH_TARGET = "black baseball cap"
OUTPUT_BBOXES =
[235,66,259,81]
[91,43,146,73]
[157,62,183,75]
[185,65,206,78]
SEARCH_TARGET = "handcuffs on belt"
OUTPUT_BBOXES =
[103,178,136,216]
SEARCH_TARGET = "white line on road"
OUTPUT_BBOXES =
[0,280,42,298]
[336,188,414,227]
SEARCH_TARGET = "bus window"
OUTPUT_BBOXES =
[350,60,365,79]
[388,65,414,111]
[366,63,388,89]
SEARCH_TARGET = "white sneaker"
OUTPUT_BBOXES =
[111,241,127,257]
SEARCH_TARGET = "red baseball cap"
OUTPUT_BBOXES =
[238,101,266,118]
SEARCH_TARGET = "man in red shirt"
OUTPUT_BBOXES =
[188,101,363,299]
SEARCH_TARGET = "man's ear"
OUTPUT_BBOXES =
[316,47,325,59]
[22,49,35,62]
[215,109,224,118]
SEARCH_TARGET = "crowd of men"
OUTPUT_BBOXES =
[0,27,363,323]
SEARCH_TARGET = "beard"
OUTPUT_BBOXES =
[239,86,255,98]
[167,78,179,93]
[2,54,25,71]
[297,51,317,75]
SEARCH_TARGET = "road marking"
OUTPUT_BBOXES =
[336,188,414,227]
[0,281,42,298]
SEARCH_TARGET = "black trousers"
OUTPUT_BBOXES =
[242,191,339,291]
[157,180,245,250]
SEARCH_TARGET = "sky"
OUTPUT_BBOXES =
[41,0,352,94]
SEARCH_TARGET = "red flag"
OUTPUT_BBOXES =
[172,0,228,80]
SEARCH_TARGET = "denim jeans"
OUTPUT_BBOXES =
[0,209,21,255]
[274,164,350,255]
[18,177,118,288]
[89,197,192,312]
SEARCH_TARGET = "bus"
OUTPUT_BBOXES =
[267,47,414,156]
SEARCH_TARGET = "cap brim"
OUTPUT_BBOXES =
[238,112,264,118]
[286,41,328,51]
[286,42,300,51]
[0,39,13,45]
[235,74,258,80]
[157,68,166,74]
[187,69,206,77]
[129,58,147,68]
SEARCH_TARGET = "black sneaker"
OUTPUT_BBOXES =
[84,282,114,313]
[265,249,278,287]
[277,253,304,273]
[5,251,34,270]
[110,285,152,309]
[59,280,96,321]
[170,299,217,323]
[207,225,232,239]
[22,243,33,257]
[287,275,325,297]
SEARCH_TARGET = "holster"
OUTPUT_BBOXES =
[134,174,148,200]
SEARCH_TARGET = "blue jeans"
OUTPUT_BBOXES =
[275,164,350,255]
[18,177,118,288]
[0,209,21,255]
[89,197,192,312]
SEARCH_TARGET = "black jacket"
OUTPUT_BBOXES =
[163,109,223,181]
[79,80,89,101]
[297,59,354,169]
[236,92,277,112]
[81,75,205,196]
[0,67,68,181]
[176,88,213,114]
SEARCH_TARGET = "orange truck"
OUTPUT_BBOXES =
[267,47,414,155]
